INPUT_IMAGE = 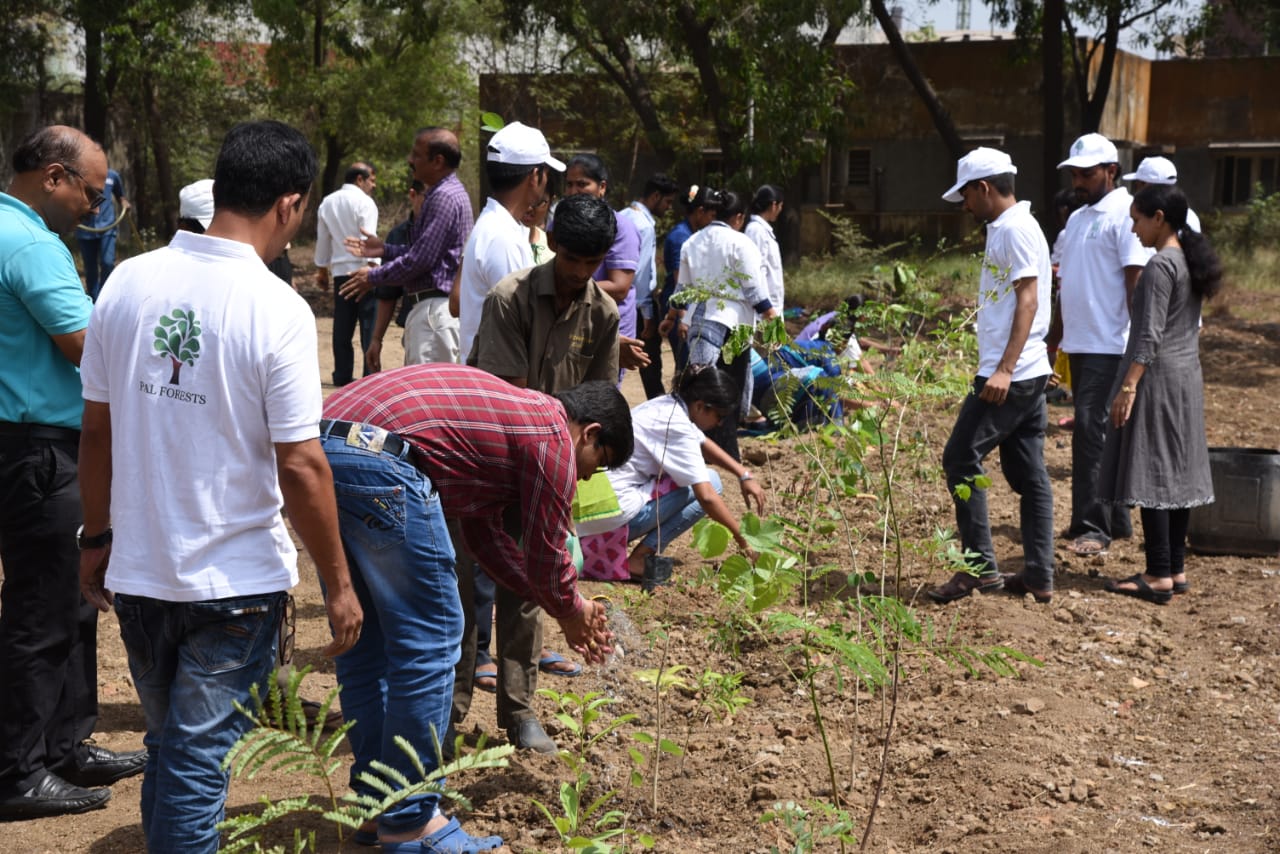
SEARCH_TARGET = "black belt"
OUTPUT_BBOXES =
[319,419,408,458]
[404,289,448,307]
[0,421,80,443]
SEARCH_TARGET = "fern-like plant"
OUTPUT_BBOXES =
[219,666,513,853]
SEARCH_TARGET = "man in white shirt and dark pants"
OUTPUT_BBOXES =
[928,148,1056,604]
[315,161,379,386]
[1056,133,1151,556]
[78,121,362,853]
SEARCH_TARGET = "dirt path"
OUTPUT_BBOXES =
[7,279,1279,853]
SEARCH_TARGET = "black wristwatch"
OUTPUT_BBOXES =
[76,525,113,550]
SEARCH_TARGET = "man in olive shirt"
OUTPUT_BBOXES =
[454,194,619,753]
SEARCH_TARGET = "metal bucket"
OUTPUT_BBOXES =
[1187,447,1280,557]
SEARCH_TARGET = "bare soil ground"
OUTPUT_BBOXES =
[9,268,1280,854]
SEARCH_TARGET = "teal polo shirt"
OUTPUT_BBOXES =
[0,192,92,429]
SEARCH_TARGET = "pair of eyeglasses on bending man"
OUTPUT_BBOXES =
[59,163,107,210]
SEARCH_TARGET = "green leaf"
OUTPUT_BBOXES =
[480,111,505,132]
[953,483,971,501]
[973,474,993,489]
[691,517,731,558]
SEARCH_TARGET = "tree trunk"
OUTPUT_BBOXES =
[1042,0,1065,229]
[673,2,741,178]
[142,74,177,237]
[869,0,965,160]
[83,23,107,142]
[1082,7,1123,133]
[582,24,679,172]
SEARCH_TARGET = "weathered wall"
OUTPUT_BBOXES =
[1148,57,1280,145]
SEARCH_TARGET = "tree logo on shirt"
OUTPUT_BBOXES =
[154,309,202,384]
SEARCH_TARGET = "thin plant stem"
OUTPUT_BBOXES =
[860,637,902,852]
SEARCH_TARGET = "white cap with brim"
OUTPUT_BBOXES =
[942,147,1018,202]
[1058,133,1119,169]
[486,121,566,172]
[1123,156,1178,184]
[179,179,215,229]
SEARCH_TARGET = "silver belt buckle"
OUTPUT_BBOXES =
[345,423,389,454]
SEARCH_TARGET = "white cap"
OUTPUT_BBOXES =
[1058,133,1119,169]
[942,147,1017,202]
[486,122,566,172]
[1123,156,1178,185]
[179,179,215,229]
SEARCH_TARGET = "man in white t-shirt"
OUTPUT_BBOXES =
[455,121,564,361]
[315,161,379,386]
[929,148,1056,604]
[1056,133,1151,556]
[77,121,362,853]
[1123,155,1201,233]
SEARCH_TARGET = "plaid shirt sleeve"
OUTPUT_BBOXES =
[461,434,584,621]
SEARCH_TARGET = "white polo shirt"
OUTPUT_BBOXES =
[975,201,1053,381]
[315,183,379,278]
[458,197,534,361]
[1057,186,1152,355]
[675,221,771,330]
[81,231,318,602]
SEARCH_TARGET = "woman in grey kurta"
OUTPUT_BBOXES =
[1100,184,1222,604]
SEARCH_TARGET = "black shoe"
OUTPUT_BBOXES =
[926,572,1004,604]
[0,771,110,820]
[506,719,557,754]
[62,743,147,788]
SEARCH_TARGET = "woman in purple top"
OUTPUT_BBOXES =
[564,154,641,339]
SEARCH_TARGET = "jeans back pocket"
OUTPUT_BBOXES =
[335,481,407,552]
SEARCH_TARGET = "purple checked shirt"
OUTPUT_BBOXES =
[368,172,473,294]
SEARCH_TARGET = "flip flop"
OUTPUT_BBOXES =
[474,665,497,694]
[1172,579,1190,594]
[380,817,503,854]
[538,651,583,677]
[1067,537,1108,557]
[1104,573,1172,605]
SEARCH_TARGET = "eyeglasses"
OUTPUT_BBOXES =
[59,164,106,210]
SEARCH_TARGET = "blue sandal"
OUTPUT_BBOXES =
[538,651,582,678]
[380,817,503,854]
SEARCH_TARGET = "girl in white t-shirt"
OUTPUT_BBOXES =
[576,367,767,580]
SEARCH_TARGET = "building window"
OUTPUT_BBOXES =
[847,149,871,186]
[1214,150,1280,207]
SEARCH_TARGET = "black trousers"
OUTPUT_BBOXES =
[0,432,98,794]
[332,275,378,386]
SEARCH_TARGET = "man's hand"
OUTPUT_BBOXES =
[320,585,363,657]
[365,338,383,374]
[315,267,330,289]
[640,317,658,340]
[338,267,372,301]
[557,598,615,665]
[979,368,1013,405]
[740,477,767,514]
[657,313,678,338]
[80,547,113,613]
[619,336,650,370]
[760,307,779,321]
[343,229,383,259]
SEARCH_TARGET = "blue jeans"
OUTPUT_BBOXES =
[942,375,1055,590]
[627,471,722,552]
[114,591,286,854]
[322,430,461,835]
[77,231,116,301]
[1068,353,1133,544]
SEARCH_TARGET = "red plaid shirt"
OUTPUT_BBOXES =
[323,363,584,620]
